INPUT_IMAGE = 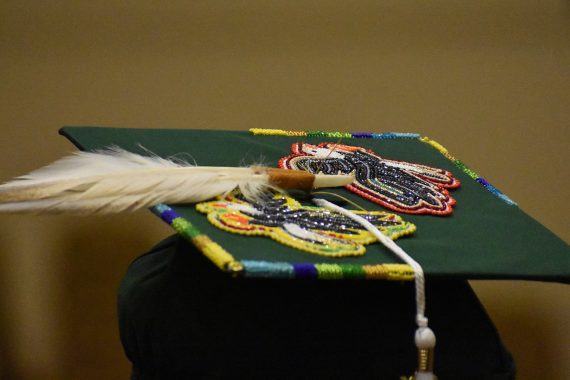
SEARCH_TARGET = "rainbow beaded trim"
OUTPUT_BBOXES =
[152,204,239,271]
[250,128,516,205]
[196,192,416,258]
[240,260,414,280]
[250,128,420,140]
[152,203,415,280]
[420,137,516,205]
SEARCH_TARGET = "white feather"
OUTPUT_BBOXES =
[0,147,275,214]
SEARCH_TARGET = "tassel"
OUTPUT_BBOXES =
[0,147,353,215]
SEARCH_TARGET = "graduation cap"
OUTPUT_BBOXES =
[1,126,568,379]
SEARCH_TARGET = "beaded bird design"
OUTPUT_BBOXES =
[279,142,460,215]
[197,192,415,257]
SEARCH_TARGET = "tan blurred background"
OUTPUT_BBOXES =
[0,1,568,379]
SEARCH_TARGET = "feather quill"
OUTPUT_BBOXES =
[0,147,353,215]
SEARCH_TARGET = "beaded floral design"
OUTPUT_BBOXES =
[280,142,460,215]
[196,192,416,257]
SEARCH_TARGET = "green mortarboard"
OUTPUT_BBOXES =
[60,126,569,283]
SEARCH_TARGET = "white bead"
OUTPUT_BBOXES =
[415,327,436,349]
[414,371,436,380]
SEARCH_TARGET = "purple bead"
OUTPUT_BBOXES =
[352,132,373,138]
[293,263,318,278]
[476,177,490,186]
[161,209,179,224]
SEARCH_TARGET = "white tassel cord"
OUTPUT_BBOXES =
[0,148,352,215]
[313,198,436,380]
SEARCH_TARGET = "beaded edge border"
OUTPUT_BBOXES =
[249,128,517,206]
[151,203,415,280]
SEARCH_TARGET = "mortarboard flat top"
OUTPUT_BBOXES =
[60,126,569,283]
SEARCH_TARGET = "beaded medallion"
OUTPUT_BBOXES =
[280,142,460,215]
[196,192,415,257]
